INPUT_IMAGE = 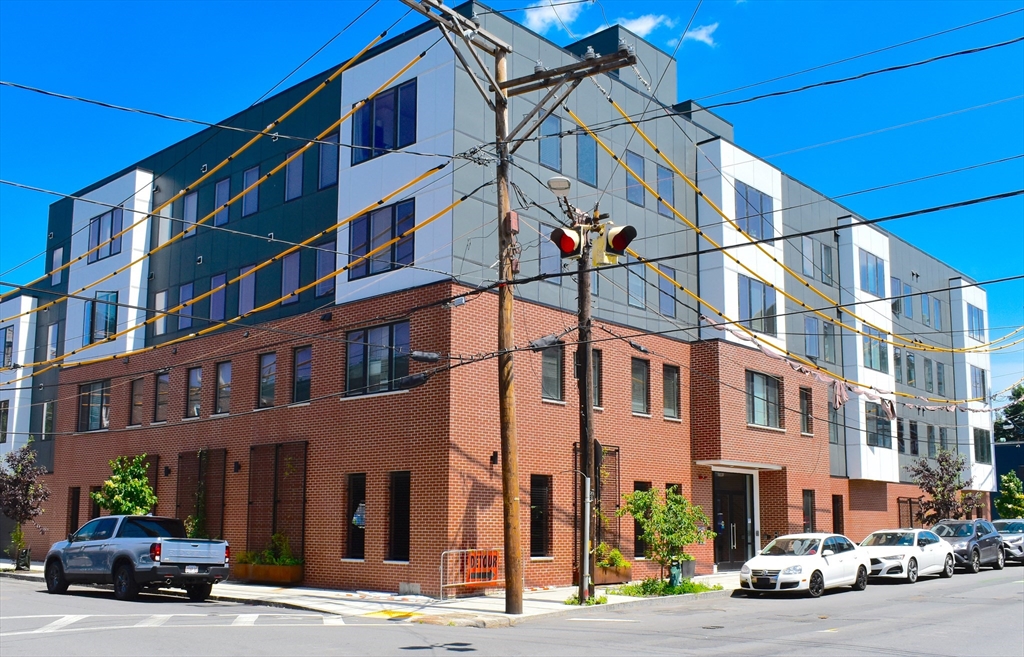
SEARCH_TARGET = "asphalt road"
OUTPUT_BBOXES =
[2,564,1022,656]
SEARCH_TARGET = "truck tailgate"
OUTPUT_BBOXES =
[162,539,226,564]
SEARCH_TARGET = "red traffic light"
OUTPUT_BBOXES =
[550,227,584,259]
[605,225,637,256]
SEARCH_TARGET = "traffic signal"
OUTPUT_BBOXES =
[550,226,584,259]
[605,224,637,257]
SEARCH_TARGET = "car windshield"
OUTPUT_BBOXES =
[760,538,822,556]
[862,531,915,547]
[993,521,1024,534]
[933,523,973,538]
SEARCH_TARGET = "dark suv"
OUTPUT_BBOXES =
[932,519,1005,573]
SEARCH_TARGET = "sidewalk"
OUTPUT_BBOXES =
[1,563,738,627]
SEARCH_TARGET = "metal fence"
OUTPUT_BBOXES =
[440,548,504,599]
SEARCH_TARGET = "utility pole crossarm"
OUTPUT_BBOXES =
[399,0,511,55]
[500,51,636,96]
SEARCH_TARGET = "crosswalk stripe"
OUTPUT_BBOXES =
[322,616,346,625]
[134,615,172,627]
[35,615,87,633]
[231,614,259,626]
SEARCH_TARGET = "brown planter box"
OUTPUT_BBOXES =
[593,564,632,585]
[231,563,303,586]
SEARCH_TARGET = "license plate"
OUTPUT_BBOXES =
[756,578,772,586]
[185,565,199,574]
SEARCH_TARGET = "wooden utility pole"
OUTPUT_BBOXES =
[576,209,595,603]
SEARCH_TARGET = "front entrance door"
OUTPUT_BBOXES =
[713,472,754,570]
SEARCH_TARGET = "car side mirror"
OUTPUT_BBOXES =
[822,549,835,557]
[67,533,74,543]
[918,539,927,548]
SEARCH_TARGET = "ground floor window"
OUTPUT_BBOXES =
[633,481,651,558]
[347,474,366,559]
[831,495,844,535]
[530,475,552,557]
[388,471,411,561]
[802,490,816,532]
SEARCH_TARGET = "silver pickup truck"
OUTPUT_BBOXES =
[44,515,230,601]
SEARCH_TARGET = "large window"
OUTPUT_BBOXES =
[281,252,300,305]
[530,474,552,557]
[259,353,276,408]
[627,257,645,308]
[820,244,834,285]
[315,242,336,297]
[178,283,193,330]
[214,178,230,226]
[129,378,144,426]
[746,371,780,428]
[346,321,410,396]
[823,322,836,364]
[858,248,885,297]
[77,380,110,432]
[388,471,411,561]
[577,132,597,187]
[186,367,202,418]
[970,366,987,401]
[663,365,680,419]
[974,428,992,464]
[805,316,820,358]
[242,166,260,216]
[84,291,118,345]
[349,199,414,280]
[182,192,198,238]
[154,372,169,422]
[865,402,891,448]
[924,358,934,393]
[541,344,563,401]
[87,208,123,263]
[352,79,417,165]
[346,473,366,559]
[632,358,650,415]
[734,180,773,240]
[800,388,813,434]
[625,150,644,206]
[906,352,917,387]
[967,304,985,341]
[539,114,561,170]
[210,274,226,321]
[539,224,562,285]
[801,236,814,277]
[239,265,256,315]
[738,274,777,336]
[285,150,303,201]
[657,164,674,217]
[216,362,231,414]
[861,326,888,373]
[658,265,675,317]
[319,132,339,189]
[293,346,312,403]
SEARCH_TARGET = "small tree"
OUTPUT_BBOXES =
[994,385,1023,443]
[0,443,51,562]
[994,471,1024,519]
[91,454,157,516]
[617,487,714,577]
[905,450,982,524]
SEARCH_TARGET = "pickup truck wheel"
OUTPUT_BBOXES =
[45,561,69,594]
[187,583,213,602]
[113,564,140,601]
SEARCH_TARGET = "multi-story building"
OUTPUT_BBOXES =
[3,2,995,594]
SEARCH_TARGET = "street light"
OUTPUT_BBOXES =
[546,176,571,194]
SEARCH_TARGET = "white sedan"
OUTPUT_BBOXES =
[739,533,871,598]
[860,528,955,582]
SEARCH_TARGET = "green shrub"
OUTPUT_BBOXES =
[564,593,608,605]
[595,542,628,569]
[612,577,721,597]
[239,533,303,566]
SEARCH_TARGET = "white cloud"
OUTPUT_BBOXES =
[682,22,719,47]
[523,0,586,35]
[617,14,677,38]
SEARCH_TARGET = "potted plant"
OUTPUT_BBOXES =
[617,487,714,582]
[593,542,632,585]
[231,533,304,585]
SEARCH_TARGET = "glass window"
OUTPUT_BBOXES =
[346,321,410,396]
[663,365,680,419]
[746,371,780,428]
[861,326,888,373]
[891,277,902,315]
[820,244,834,285]
[85,291,118,345]
[658,265,676,317]
[182,192,198,238]
[285,150,303,201]
[51,247,63,285]
[738,274,777,336]
[348,199,414,280]
[293,346,312,403]
[541,344,563,401]
[259,353,276,408]
[625,150,644,206]
[894,348,902,384]
[970,366,987,400]
[828,406,840,444]
[924,358,934,393]
[154,372,169,422]
[242,166,259,216]
[530,474,552,557]
[77,380,110,432]
[921,293,931,327]
[937,362,945,396]
[933,298,942,331]
[800,388,813,434]
[939,427,948,451]
[577,132,597,187]
[897,418,905,453]
[216,362,231,414]
[281,252,300,305]
[974,428,992,464]
[657,164,674,217]
[539,114,561,171]
[214,178,230,226]
[178,283,193,330]
[903,283,914,319]
[906,352,917,387]
[632,358,649,414]
[858,248,885,297]
[540,224,561,285]
[352,80,417,164]
[734,180,774,241]
[967,304,985,341]
[927,425,937,457]
[210,274,226,322]
[802,490,815,532]
[628,257,645,308]
[46,323,59,360]
[591,349,603,408]
[319,132,339,189]
[823,322,836,364]
[186,367,202,418]
[346,473,366,559]
[129,378,144,426]
[239,265,256,315]
[42,400,54,439]
[87,208,123,263]
[801,236,814,277]
[387,471,411,561]
[909,420,919,455]
[865,402,891,448]
[157,206,172,245]
[805,316,819,358]
[0,400,9,443]
[315,242,336,297]
[1,326,12,367]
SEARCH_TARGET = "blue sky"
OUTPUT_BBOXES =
[1,0,1021,393]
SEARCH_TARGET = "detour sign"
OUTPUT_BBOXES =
[464,550,500,585]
